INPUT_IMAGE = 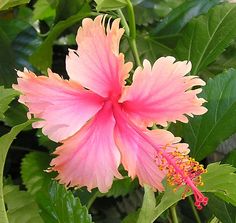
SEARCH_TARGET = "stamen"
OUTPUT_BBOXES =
[156,147,208,209]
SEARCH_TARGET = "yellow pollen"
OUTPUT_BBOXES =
[155,145,206,200]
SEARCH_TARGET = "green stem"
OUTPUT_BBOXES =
[87,191,100,210]
[137,185,156,223]
[170,205,178,223]
[0,177,8,223]
[129,38,141,67]
[117,9,130,36]
[0,142,10,223]
[125,0,136,39]
[188,196,201,223]
[125,0,141,67]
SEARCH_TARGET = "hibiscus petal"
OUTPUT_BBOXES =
[120,57,207,127]
[50,102,122,192]
[114,108,188,191]
[13,69,104,142]
[66,15,132,98]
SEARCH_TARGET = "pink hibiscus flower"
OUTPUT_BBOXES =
[13,15,208,209]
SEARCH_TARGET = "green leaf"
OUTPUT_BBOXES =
[137,32,172,63]
[223,149,236,167]
[132,0,159,26]
[175,3,236,74]
[0,0,30,11]
[3,184,43,223]
[121,32,172,65]
[151,163,236,222]
[30,2,91,72]
[2,101,29,127]
[132,0,184,26]
[0,25,41,87]
[206,40,236,75]
[0,28,17,87]
[103,177,138,198]
[122,211,139,223]
[21,151,52,196]
[37,181,92,223]
[137,185,156,223]
[32,0,55,21]
[12,27,42,70]
[36,129,58,151]
[202,163,236,205]
[0,87,18,120]
[171,69,236,161]
[55,0,87,23]
[21,152,94,222]
[0,27,41,126]
[0,120,36,223]
[207,194,236,223]
[209,217,222,223]
[154,0,221,35]
[95,0,127,11]
[0,18,29,41]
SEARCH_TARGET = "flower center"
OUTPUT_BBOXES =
[108,91,121,104]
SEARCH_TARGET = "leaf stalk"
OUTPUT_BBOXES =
[170,205,179,223]
[188,196,201,223]
[125,0,141,67]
